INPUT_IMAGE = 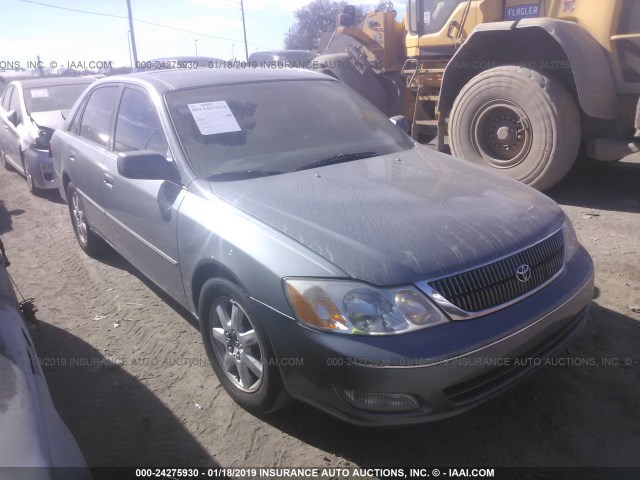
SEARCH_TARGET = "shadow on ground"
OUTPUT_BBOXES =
[0,199,25,236]
[28,317,217,472]
[548,159,640,213]
[35,188,66,205]
[91,249,200,330]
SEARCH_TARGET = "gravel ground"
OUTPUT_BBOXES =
[0,156,639,472]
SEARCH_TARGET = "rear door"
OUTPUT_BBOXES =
[101,86,186,303]
[69,85,121,239]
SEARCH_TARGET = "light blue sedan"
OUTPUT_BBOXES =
[51,68,593,426]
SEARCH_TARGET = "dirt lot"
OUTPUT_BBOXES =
[0,156,639,471]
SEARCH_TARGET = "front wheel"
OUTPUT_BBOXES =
[24,159,38,194]
[449,66,581,191]
[199,278,290,414]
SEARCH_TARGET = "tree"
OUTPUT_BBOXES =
[285,0,367,51]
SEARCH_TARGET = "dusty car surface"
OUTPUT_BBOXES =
[0,77,94,194]
[51,68,594,426]
[0,264,90,477]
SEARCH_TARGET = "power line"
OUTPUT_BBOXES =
[20,0,128,19]
[18,0,272,49]
[202,0,288,42]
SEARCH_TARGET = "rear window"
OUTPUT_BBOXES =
[24,83,90,114]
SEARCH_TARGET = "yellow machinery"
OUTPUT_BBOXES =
[316,0,640,190]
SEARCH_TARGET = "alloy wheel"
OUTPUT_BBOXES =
[209,297,263,393]
[71,190,88,244]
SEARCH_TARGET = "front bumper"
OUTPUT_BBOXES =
[24,147,60,190]
[260,246,594,426]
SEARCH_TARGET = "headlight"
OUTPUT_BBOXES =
[562,215,580,261]
[283,279,448,335]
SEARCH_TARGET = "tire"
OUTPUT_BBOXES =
[199,278,290,414]
[449,66,581,191]
[66,182,109,256]
[23,158,39,195]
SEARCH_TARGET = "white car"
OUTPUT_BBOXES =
[0,77,93,194]
[0,262,90,478]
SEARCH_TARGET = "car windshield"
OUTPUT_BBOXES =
[23,83,89,114]
[165,79,415,180]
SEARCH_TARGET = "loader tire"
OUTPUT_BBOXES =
[449,66,581,191]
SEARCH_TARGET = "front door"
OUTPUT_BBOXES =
[102,86,186,303]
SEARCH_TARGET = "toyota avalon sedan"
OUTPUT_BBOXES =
[0,77,94,194]
[51,68,594,426]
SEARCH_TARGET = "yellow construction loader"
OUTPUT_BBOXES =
[316,0,640,190]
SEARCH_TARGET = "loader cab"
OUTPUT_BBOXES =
[406,0,476,57]
[407,0,467,36]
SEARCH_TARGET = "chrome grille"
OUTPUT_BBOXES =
[428,230,564,313]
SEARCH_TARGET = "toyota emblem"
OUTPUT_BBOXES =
[516,264,532,283]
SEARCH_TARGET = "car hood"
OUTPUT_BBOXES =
[29,110,65,130]
[209,147,565,285]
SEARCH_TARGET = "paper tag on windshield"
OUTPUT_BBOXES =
[30,89,49,98]
[188,101,241,135]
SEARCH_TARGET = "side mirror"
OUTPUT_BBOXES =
[389,115,409,134]
[7,110,18,127]
[117,150,179,183]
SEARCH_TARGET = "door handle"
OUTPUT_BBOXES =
[104,173,114,187]
[69,150,76,162]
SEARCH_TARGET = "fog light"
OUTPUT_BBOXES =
[336,386,420,413]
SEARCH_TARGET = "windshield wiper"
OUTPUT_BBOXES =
[295,152,380,171]
[207,170,282,181]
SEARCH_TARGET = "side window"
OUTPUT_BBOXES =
[407,0,418,33]
[68,97,88,135]
[1,86,13,111]
[422,0,465,34]
[79,86,120,148]
[8,87,22,123]
[114,88,169,155]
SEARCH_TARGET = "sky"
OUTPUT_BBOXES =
[0,0,406,70]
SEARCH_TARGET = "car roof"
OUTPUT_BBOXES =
[16,76,96,88]
[95,67,332,93]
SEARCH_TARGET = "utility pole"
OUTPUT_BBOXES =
[240,0,249,61]
[127,31,134,68]
[126,0,139,66]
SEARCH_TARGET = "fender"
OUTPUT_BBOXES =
[438,19,619,120]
